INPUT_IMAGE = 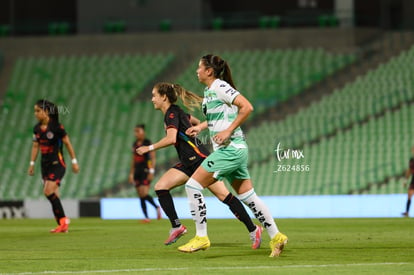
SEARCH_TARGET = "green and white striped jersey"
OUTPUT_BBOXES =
[202,79,247,151]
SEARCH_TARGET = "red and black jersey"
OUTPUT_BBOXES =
[164,104,210,165]
[132,138,152,172]
[33,122,67,166]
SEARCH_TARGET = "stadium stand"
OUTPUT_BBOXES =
[0,53,176,199]
[250,102,413,196]
[176,48,355,115]
[1,30,412,199]
[106,48,357,198]
[247,45,414,163]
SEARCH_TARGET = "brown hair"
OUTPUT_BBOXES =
[200,54,236,89]
[154,82,202,111]
[35,99,60,126]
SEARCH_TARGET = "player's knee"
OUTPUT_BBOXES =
[43,187,53,196]
[185,178,204,191]
[155,181,168,191]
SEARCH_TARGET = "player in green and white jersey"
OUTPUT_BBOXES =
[178,54,288,257]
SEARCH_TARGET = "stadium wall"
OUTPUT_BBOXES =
[0,28,380,59]
[0,199,100,219]
[77,0,204,33]
[1,194,409,219]
[102,195,408,219]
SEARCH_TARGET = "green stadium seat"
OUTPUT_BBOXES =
[0,53,175,199]
[212,17,224,30]
[160,20,172,32]
[0,24,11,37]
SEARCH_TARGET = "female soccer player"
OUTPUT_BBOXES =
[129,124,161,223]
[402,147,414,217]
[28,99,79,233]
[180,54,288,257]
[136,82,262,248]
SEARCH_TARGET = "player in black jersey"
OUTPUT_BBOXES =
[129,124,161,223]
[136,82,262,248]
[402,149,414,217]
[28,99,79,233]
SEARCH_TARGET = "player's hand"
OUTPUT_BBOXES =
[128,173,134,184]
[147,173,154,181]
[72,163,80,174]
[28,165,34,176]
[213,129,232,145]
[136,146,149,155]
[186,125,200,137]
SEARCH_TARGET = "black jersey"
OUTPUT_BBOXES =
[164,104,210,165]
[33,122,67,166]
[132,138,152,172]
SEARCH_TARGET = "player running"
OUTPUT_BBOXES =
[28,99,79,233]
[136,82,262,248]
[179,54,288,257]
[129,124,161,223]
[402,147,414,217]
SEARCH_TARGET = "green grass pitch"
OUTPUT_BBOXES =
[0,218,413,274]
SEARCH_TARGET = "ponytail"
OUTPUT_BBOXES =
[154,82,202,111]
[174,84,202,111]
[201,54,236,89]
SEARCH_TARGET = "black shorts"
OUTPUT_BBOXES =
[134,172,150,187]
[172,158,204,177]
[41,161,66,185]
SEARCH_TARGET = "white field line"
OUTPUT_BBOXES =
[1,262,411,275]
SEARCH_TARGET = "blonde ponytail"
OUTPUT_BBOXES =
[173,84,202,111]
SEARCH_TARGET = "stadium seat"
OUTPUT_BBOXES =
[176,48,355,119]
[0,53,175,199]
[212,17,224,30]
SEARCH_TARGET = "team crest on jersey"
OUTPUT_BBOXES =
[46,131,54,139]
[169,113,175,119]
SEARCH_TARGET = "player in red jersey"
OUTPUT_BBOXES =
[28,99,79,233]
[129,124,161,223]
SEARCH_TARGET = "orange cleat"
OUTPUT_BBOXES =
[50,217,70,233]
[140,218,151,224]
[250,225,263,250]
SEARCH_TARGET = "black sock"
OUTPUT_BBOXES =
[145,195,158,209]
[140,198,149,218]
[406,199,411,213]
[156,189,181,228]
[46,193,65,224]
[223,193,256,233]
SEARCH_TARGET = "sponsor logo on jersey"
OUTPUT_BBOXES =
[46,131,54,139]
[225,88,237,96]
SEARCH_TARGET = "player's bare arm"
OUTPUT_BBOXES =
[137,128,177,155]
[186,121,208,137]
[129,154,135,184]
[62,135,79,173]
[28,141,39,176]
